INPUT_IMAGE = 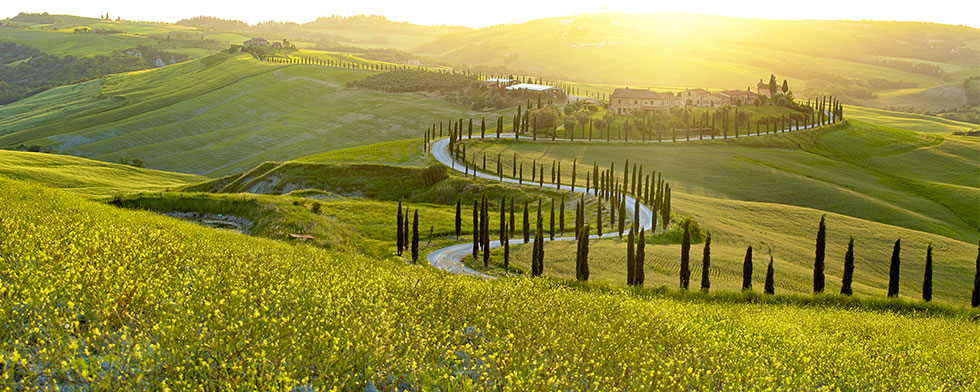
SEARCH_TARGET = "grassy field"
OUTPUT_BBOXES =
[844,105,978,134]
[0,52,498,176]
[0,28,156,56]
[460,120,979,244]
[0,149,203,197]
[2,175,979,389]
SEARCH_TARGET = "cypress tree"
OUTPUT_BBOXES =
[633,198,640,231]
[503,220,510,271]
[814,216,827,293]
[396,200,404,256]
[972,241,979,307]
[841,238,855,296]
[888,239,901,297]
[411,209,419,263]
[523,201,530,243]
[764,256,775,295]
[403,209,410,250]
[596,200,603,236]
[627,227,636,285]
[923,244,933,302]
[454,199,461,239]
[482,196,490,267]
[559,195,565,234]
[472,200,480,259]
[742,246,753,291]
[499,197,506,252]
[549,201,555,240]
[680,221,691,290]
[701,234,711,292]
[636,229,646,286]
[510,198,515,237]
[618,198,626,237]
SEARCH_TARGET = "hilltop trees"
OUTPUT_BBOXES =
[888,239,901,297]
[814,216,827,293]
[841,238,855,296]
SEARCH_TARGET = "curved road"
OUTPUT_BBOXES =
[426,115,834,278]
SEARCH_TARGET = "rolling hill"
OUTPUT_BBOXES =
[416,13,979,108]
[0,52,496,176]
[0,149,203,197]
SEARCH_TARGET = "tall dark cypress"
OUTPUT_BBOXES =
[482,196,490,267]
[596,200,603,237]
[559,195,565,234]
[523,201,530,243]
[396,201,404,256]
[972,241,979,307]
[922,244,933,302]
[680,221,691,290]
[635,229,646,286]
[764,256,775,295]
[454,199,461,239]
[503,220,510,270]
[472,200,480,259]
[499,197,506,253]
[701,234,711,292]
[549,201,555,240]
[509,198,515,237]
[814,216,826,293]
[888,239,901,297]
[403,210,410,250]
[617,200,626,238]
[626,227,636,285]
[841,238,855,296]
[411,209,419,263]
[742,246,753,291]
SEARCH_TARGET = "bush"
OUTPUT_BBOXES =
[650,216,705,244]
[420,164,448,187]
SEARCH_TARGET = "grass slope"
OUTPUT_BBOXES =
[844,105,978,134]
[461,120,979,243]
[0,150,203,197]
[2,176,978,389]
[0,53,492,176]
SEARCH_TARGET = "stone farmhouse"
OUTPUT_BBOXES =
[243,38,269,47]
[609,88,677,115]
[757,79,773,98]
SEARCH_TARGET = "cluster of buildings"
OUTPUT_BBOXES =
[609,79,775,116]
[243,38,284,48]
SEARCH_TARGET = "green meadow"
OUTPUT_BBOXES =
[0,53,497,176]
[843,105,978,134]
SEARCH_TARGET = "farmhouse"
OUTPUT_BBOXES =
[610,88,676,115]
[757,79,772,98]
[679,88,710,106]
[243,38,269,47]
[720,89,759,106]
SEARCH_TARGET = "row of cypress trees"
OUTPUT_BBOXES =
[394,200,420,263]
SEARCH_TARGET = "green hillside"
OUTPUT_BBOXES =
[0,52,493,176]
[844,105,978,134]
[417,13,979,99]
[460,120,980,244]
[0,149,203,197]
[2,176,978,389]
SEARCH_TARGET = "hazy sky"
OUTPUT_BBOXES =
[3,0,978,28]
